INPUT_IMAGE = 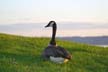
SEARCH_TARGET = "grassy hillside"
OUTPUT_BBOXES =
[0,33,108,72]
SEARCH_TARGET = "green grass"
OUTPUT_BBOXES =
[0,33,108,72]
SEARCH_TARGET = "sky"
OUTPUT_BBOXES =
[0,0,108,36]
[0,0,108,24]
[0,22,108,37]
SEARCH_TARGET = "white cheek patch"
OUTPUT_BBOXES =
[49,22,54,27]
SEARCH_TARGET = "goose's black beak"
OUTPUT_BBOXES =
[45,25,48,28]
[45,23,49,28]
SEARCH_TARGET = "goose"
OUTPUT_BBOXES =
[42,21,71,63]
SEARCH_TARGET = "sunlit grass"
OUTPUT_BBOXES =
[0,33,108,72]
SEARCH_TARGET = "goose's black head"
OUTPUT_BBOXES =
[45,21,56,28]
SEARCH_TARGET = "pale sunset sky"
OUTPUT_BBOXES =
[0,0,108,36]
[0,0,108,24]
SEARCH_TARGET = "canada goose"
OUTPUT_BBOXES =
[42,21,71,63]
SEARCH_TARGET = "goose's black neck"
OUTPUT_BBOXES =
[50,23,57,46]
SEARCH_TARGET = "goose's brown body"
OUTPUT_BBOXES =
[42,45,71,60]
